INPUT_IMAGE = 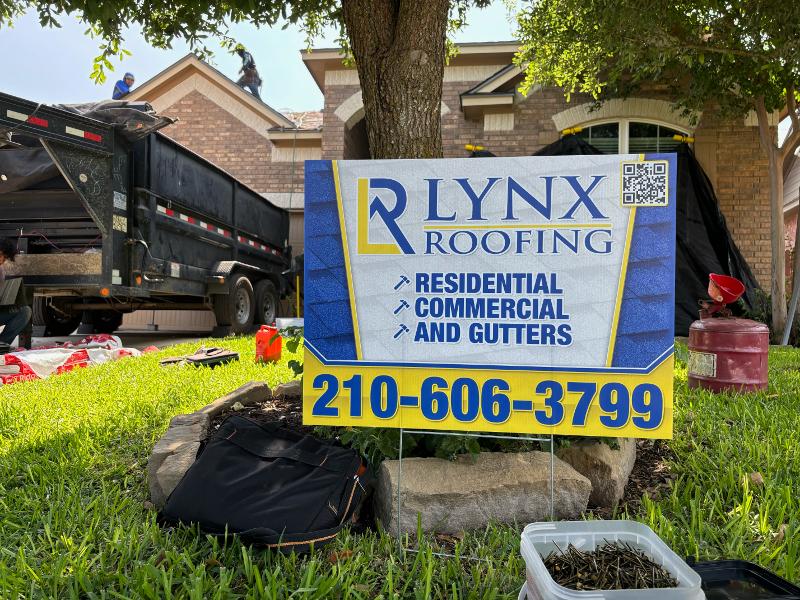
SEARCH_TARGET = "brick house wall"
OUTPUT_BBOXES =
[441,85,570,156]
[693,113,772,285]
[121,50,777,331]
[321,69,772,285]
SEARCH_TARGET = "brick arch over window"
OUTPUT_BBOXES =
[334,90,450,129]
[551,98,700,133]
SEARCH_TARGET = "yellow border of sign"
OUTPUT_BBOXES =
[606,206,636,366]
[332,160,363,359]
[303,351,674,439]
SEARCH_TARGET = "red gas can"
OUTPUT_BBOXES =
[255,324,282,363]
[687,317,769,392]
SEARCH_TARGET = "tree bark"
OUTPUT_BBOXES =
[755,97,787,337]
[781,85,800,325]
[342,0,449,159]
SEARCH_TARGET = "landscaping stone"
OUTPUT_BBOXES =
[148,381,271,507]
[273,379,302,399]
[374,451,591,535]
[556,438,637,508]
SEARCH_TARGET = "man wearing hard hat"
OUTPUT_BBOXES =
[112,72,135,100]
[234,44,262,100]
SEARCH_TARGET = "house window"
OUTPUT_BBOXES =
[576,120,689,154]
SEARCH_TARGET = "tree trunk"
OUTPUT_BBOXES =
[755,98,787,337]
[342,0,449,159]
[794,191,800,323]
[767,145,787,336]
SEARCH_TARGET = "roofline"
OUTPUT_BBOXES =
[129,53,195,94]
[301,40,521,92]
[267,129,323,141]
[460,93,515,109]
[301,40,519,60]
[127,53,296,128]
[463,64,525,95]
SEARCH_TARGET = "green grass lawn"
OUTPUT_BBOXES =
[1,338,799,598]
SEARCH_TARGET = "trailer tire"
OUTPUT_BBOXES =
[88,310,124,334]
[213,275,255,334]
[32,297,81,337]
[254,280,279,325]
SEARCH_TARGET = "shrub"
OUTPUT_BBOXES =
[316,426,545,466]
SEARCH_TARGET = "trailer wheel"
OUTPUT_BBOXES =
[254,280,279,325]
[88,310,124,334]
[32,297,81,337]
[213,275,255,334]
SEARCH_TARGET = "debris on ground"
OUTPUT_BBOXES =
[0,334,139,384]
[206,388,312,440]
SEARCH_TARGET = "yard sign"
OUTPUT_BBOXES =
[303,154,676,439]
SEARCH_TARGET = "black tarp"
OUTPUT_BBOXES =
[470,134,761,336]
[1,100,176,194]
[0,147,60,193]
[468,148,497,157]
[671,142,759,333]
[533,134,604,156]
[54,100,175,143]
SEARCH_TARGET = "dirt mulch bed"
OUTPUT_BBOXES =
[206,398,676,525]
[206,392,315,440]
[589,438,677,520]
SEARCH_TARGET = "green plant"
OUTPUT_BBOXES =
[277,325,304,378]
[315,426,544,466]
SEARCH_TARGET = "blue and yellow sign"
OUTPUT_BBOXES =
[303,154,676,438]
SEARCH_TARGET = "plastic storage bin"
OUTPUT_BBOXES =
[690,560,800,599]
[521,521,704,600]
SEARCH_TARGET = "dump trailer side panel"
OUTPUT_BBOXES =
[133,134,289,251]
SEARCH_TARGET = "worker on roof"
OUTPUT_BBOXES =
[112,73,135,100]
[234,44,262,100]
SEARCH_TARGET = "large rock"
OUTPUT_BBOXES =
[556,438,637,508]
[273,379,302,399]
[198,381,272,417]
[374,451,591,535]
[148,381,271,507]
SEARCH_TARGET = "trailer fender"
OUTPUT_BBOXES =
[208,261,275,295]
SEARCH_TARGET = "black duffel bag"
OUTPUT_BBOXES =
[161,415,373,551]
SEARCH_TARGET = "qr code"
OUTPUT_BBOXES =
[621,160,669,206]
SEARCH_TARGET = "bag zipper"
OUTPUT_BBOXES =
[339,473,361,525]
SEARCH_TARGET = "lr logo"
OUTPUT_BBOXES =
[357,178,413,255]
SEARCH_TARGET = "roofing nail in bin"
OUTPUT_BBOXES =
[520,520,704,599]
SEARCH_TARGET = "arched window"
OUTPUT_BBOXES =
[575,120,690,154]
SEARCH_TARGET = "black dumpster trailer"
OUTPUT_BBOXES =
[0,91,291,337]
